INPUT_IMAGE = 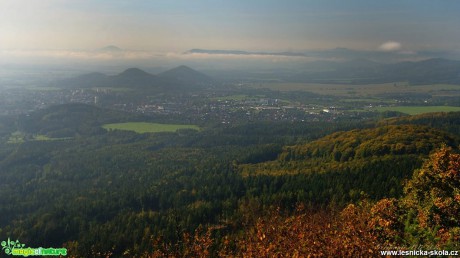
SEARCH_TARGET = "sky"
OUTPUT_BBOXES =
[1,0,460,65]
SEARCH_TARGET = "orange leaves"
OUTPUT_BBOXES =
[233,205,380,257]
[437,228,451,244]
[403,147,460,233]
[455,194,460,203]
[368,198,403,243]
[151,146,460,256]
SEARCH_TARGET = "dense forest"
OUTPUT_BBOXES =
[0,104,459,256]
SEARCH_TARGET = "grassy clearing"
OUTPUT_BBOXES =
[374,106,460,115]
[102,122,200,134]
[34,134,53,141]
[33,135,72,141]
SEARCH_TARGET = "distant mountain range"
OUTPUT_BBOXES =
[186,48,460,63]
[55,58,460,89]
[98,45,124,52]
[56,65,214,90]
[188,48,460,84]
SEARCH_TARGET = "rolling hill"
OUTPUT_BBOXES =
[110,68,166,89]
[158,65,214,85]
[17,103,145,137]
[1,105,460,256]
[55,66,215,91]
[241,124,458,177]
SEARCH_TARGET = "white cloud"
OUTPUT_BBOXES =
[378,41,402,52]
[0,49,159,60]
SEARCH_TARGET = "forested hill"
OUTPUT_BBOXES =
[17,103,144,137]
[378,111,460,136]
[237,123,458,222]
[280,124,458,163]
[55,66,214,91]
[1,109,460,256]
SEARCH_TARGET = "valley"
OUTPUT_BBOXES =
[0,61,459,256]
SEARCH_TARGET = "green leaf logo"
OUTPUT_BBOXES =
[1,238,25,255]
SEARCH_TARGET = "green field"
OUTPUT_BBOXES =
[374,106,460,115]
[33,135,72,141]
[102,122,200,133]
[252,82,460,98]
[251,82,406,96]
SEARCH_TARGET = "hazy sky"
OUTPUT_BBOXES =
[1,0,460,64]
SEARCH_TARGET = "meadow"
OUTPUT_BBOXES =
[251,82,460,98]
[373,106,460,115]
[102,122,200,133]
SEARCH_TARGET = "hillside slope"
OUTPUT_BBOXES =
[17,103,144,137]
[241,124,458,177]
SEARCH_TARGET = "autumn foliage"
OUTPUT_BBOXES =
[151,146,460,257]
[150,205,380,257]
[402,146,460,246]
[236,204,379,257]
